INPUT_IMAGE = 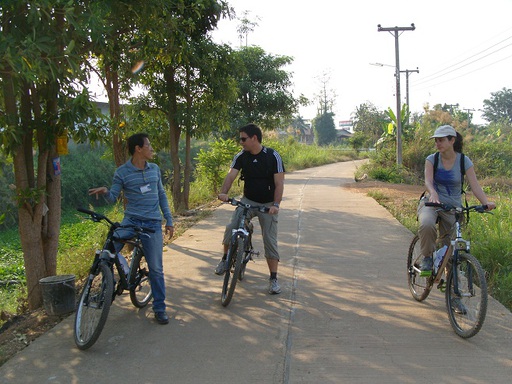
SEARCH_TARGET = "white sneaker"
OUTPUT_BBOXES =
[268,278,281,294]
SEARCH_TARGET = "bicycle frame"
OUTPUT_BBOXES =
[83,216,135,295]
[432,209,471,292]
[220,198,268,306]
[231,206,252,247]
[75,207,154,349]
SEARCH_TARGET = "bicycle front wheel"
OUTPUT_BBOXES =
[221,236,244,307]
[446,252,488,338]
[129,247,153,308]
[407,235,433,301]
[239,234,254,281]
[74,261,113,350]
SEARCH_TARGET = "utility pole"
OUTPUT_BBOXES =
[464,108,475,129]
[446,103,459,114]
[400,68,419,125]
[378,23,415,166]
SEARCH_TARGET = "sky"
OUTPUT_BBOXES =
[211,0,512,125]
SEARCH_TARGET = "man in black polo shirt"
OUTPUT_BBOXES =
[216,124,285,294]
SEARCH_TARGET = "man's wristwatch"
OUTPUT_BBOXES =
[273,202,280,208]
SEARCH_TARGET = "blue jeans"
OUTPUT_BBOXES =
[114,217,166,313]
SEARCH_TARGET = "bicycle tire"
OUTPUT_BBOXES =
[446,252,488,338]
[74,261,114,350]
[221,236,244,307]
[238,234,253,281]
[407,235,433,301]
[238,257,248,281]
[129,247,153,308]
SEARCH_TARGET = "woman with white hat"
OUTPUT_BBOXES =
[418,125,496,276]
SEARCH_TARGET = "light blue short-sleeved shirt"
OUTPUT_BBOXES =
[426,152,473,208]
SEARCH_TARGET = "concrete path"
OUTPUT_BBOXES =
[1,161,511,383]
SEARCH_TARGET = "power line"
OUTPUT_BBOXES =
[417,34,512,84]
[414,38,512,87]
[413,52,512,91]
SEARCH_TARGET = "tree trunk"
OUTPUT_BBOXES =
[13,143,49,310]
[106,65,126,167]
[41,89,62,278]
[164,65,185,212]
[183,132,191,209]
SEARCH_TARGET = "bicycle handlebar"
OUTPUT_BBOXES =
[76,207,156,233]
[226,198,270,213]
[425,202,489,213]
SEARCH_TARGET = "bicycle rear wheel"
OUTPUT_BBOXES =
[129,247,153,308]
[446,252,487,338]
[407,235,433,301]
[221,236,244,307]
[74,261,113,350]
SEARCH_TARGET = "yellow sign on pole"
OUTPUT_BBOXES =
[56,131,68,155]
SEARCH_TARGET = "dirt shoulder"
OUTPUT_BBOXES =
[344,180,425,204]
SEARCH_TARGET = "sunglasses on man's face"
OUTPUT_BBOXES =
[239,136,250,142]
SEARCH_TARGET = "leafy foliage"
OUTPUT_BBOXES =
[482,87,512,124]
[0,152,16,229]
[194,138,239,194]
[313,112,336,146]
[229,46,299,129]
[352,102,389,146]
[60,143,116,208]
[465,141,512,179]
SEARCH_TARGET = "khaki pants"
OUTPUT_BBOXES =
[417,198,456,258]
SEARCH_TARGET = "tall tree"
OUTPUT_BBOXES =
[0,1,98,308]
[84,0,145,166]
[312,72,336,145]
[133,0,233,212]
[236,10,259,47]
[353,102,389,146]
[230,46,299,130]
[482,87,512,124]
[313,112,336,145]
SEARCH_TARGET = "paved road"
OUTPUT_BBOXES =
[1,161,511,383]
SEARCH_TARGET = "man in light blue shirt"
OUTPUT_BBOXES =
[89,133,174,324]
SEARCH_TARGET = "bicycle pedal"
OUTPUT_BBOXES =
[420,270,432,277]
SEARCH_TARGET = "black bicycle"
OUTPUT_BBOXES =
[221,198,268,307]
[407,203,490,338]
[74,207,154,350]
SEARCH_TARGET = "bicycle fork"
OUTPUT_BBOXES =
[450,230,475,297]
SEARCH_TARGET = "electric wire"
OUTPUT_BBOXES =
[413,37,512,88]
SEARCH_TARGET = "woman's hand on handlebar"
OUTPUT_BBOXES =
[484,202,496,211]
[428,191,441,204]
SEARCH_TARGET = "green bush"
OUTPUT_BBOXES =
[0,153,16,229]
[60,143,116,208]
[467,193,512,309]
[194,138,239,194]
[465,141,512,179]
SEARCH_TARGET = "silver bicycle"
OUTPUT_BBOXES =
[407,203,490,338]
